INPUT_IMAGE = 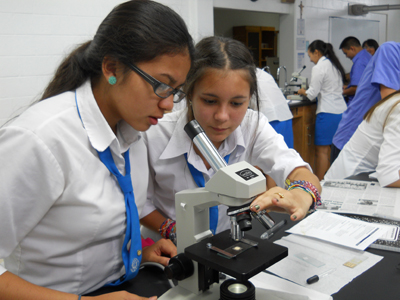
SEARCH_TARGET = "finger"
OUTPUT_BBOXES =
[133,296,157,300]
[250,203,262,212]
[150,255,171,266]
[158,241,177,258]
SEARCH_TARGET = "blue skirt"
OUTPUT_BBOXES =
[269,119,294,148]
[315,112,342,146]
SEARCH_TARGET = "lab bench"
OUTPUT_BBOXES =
[289,100,317,171]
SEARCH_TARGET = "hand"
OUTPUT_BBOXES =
[249,186,313,221]
[86,292,157,300]
[297,88,306,96]
[142,238,177,266]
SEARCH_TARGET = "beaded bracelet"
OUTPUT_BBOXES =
[159,218,176,240]
[285,179,321,213]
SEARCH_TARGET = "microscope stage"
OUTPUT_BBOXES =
[184,230,288,281]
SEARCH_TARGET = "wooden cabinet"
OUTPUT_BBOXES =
[290,103,317,171]
[233,26,278,68]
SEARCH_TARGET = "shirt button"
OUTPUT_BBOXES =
[137,250,142,256]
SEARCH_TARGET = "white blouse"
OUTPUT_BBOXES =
[325,93,400,187]
[249,68,293,122]
[306,56,347,115]
[0,80,148,294]
[141,109,309,235]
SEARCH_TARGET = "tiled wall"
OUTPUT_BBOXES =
[0,0,122,125]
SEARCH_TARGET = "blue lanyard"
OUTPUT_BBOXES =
[75,91,141,285]
[184,152,230,234]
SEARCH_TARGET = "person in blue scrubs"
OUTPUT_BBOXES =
[340,36,372,105]
[331,41,400,163]
[362,39,379,56]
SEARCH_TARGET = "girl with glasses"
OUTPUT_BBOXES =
[140,36,321,244]
[0,1,194,299]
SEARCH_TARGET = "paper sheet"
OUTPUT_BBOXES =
[286,211,384,250]
[250,272,332,300]
[266,234,383,295]
[319,179,400,218]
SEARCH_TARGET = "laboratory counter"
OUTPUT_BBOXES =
[287,99,317,170]
[87,208,400,300]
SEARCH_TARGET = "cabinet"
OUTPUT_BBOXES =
[232,26,278,68]
[290,103,317,171]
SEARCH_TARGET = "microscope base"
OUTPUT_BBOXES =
[158,282,306,300]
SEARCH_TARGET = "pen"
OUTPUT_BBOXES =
[306,268,336,284]
[260,219,287,239]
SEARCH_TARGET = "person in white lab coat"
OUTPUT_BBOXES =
[140,36,321,244]
[325,90,400,187]
[250,68,294,148]
[0,1,194,299]
[297,40,347,180]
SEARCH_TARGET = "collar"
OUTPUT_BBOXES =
[75,79,140,153]
[316,56,327,64]
[159,109,247,165]
[352,49,368,63]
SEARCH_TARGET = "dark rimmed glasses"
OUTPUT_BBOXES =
[127,63,186,103]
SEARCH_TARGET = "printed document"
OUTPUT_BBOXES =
[319,180,400,218]
[286,211,384,250]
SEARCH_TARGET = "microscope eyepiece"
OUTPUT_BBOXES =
[184,120,227,172]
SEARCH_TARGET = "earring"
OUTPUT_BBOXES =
[108,76,117,85]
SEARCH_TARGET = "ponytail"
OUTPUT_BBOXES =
[41,41,94,100]
[308,40,346,82]
[40,0,194,101]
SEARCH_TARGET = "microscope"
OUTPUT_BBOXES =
[286,65,308,101]
[160,120,288,300]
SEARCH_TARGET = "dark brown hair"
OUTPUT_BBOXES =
[184,36,259,122]
[308,39,346,82]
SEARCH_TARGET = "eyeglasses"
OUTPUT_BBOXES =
[127,63,186,103]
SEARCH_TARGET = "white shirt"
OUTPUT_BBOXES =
[325,93,400,187]
[306,56,347,115]
[249,68,293,122]
[0,80,148,294]
[141,109,309,234]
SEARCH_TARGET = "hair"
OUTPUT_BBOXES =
[184,36,259,122]
[362,39,379,51]
[41,0,194,100]
[308,40,346,82]
[339,36,361,50]
[364,90,400,128]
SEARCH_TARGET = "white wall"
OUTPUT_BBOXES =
[0,0,213,126]
[294,0,390,81]
[1,0,400,125]
[212,0,400,89]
